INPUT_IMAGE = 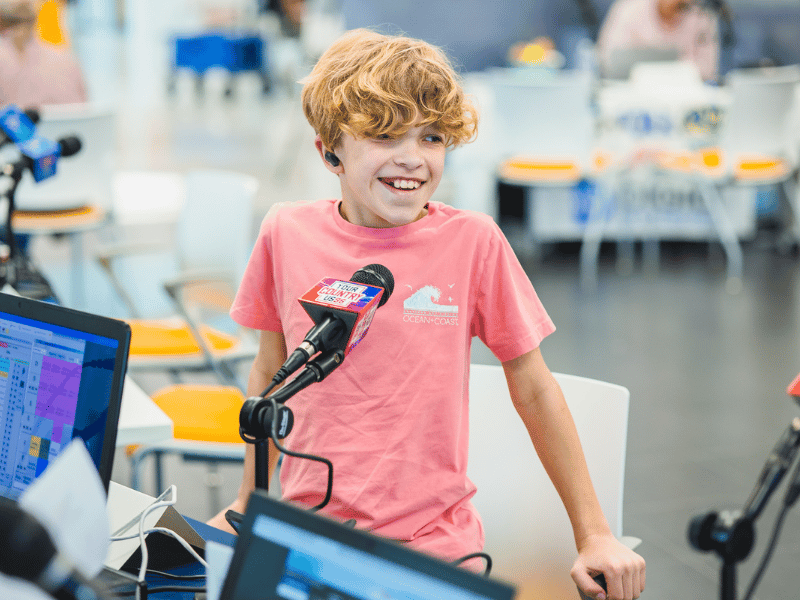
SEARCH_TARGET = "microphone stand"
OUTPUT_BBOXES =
[688,417,800,600]
[238,348,343,501]
[2,160,25,266]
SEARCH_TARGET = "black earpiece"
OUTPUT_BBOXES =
[324,151,341,167]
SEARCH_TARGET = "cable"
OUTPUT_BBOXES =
[260,379,278,398]
[269,396,333,511]
[741,503,790,600]
[144,570,205,581]
[742,453,800,600]
[451,552,493,576]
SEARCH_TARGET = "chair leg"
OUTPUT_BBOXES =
[642,239,660,275]
[204,462,224,517]
[580,175,615,291]
[154,450,165,496]
[696,178,743,294]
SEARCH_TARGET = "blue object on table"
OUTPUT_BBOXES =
[170,31,271,95]
[173,33,264,73]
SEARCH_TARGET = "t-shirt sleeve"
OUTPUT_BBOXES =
[470,221,555,362]
[229,212,283,332]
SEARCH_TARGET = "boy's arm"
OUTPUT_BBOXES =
[207,329,287,533]
[502,348,645,600]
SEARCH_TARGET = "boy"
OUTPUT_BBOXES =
[208,28,645,600]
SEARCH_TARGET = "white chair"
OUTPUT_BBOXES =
[490,69,596,182]
[13,102,115,212]
[11,103,115,308]
[688,66,800,261]
[97,169,260,388]
[486,69,606,269]
[468,364,639,600]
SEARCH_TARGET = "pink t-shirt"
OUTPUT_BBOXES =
[231,199,555,561]
[0,36,87,108]
[597,0,719,81]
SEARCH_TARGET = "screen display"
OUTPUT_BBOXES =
[221,493,515,600]
[0,310,119,500]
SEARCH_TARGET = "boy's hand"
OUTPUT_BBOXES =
[571,533,645,600]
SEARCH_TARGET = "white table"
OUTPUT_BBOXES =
[116,376,173,447]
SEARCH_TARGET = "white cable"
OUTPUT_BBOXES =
[135,486,178,600]
[110,526,208,569]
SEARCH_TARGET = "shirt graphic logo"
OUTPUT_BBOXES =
[403,285,459,326]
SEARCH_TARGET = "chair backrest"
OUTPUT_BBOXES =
[178,169,260,287]
[488,69,595,167]
[629,59,702,92]
[721,66,800,159]
[14,103,116,211]
[467,364,629,597]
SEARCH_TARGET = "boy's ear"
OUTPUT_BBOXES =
[315,136,343,173]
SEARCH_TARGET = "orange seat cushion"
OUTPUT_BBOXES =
[129,319,238,356]
[500,158,581,182]
[152,385,245,444]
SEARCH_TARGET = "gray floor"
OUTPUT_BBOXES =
[24,22,800,600]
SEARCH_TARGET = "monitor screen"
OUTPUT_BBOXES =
[0,293,131,501]
[220,491,516,600]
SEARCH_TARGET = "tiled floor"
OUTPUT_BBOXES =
[26,19,800,600]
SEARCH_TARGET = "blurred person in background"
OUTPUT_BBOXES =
[260,0,305,37]
[597,0,719,81]
[0,0,87,107]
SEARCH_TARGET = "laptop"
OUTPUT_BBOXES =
[0,292,131,503]
[220,490,517,600]
[605,46,681,80]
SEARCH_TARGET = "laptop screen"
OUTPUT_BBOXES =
[0,293,131,502]
[220,491,516,600]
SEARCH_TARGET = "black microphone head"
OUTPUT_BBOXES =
[351,264,394,307]
[0,503,57,581]
[23,108,40,124]
[58,136,82,158]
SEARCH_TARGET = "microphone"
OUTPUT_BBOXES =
[270,263,394,388]
[742,417,800,520]
[2,135,82,183]
[0,502,110,600]
[0,105,40,148]
[241,348,344,439]
[787,372,800,399]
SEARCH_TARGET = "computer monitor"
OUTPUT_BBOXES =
[220,490,517,600]
[0,293,131,503]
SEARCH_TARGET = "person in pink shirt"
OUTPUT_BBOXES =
[597,0,719,81]
[208,28,646,600]
[0,0,87,107]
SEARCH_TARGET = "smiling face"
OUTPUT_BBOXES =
[318,124,446,228]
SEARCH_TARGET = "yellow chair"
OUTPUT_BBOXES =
[128,384,246,516]
[97,169,260,387]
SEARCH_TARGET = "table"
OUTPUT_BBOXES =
[117,376,173,447]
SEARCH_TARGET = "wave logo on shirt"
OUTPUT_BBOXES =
[403,285,459,326]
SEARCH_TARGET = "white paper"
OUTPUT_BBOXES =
[20,439,111,578]
[205,540,235,600]
[105,483,171,569]
[105,482,206,570]
[0,440,111,600]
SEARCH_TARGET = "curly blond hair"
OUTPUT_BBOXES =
[301,28,478,151]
